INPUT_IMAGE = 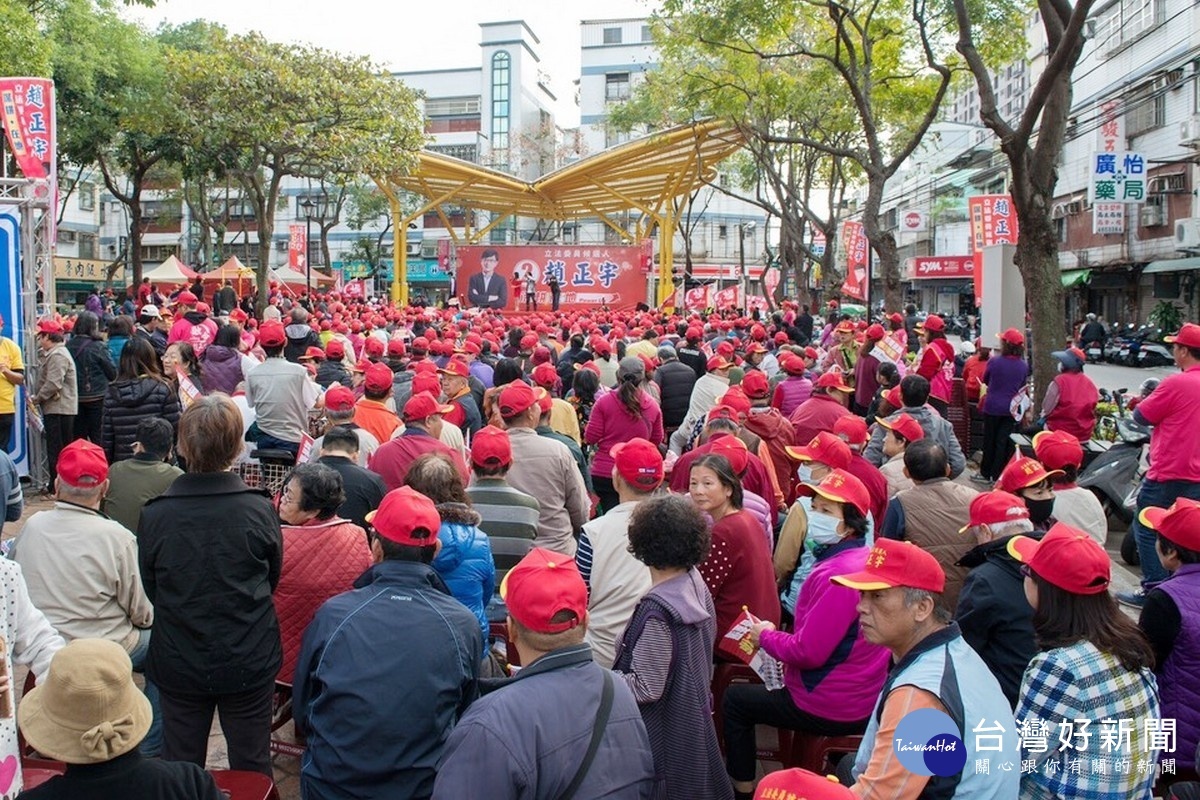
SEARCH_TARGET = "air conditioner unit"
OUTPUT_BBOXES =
[1180,116,1200,149]
[405,242,421,258]
[1177,218,1200,250]
[1140,205,1165,228]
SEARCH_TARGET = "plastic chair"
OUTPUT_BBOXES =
[710,662,784,758]
[21,758,66,791]
[268,681,306,759]
[210,770,281,800]
[786,732,864,774]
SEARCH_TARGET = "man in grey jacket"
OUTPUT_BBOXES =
[34,319,78,486]
[864,374,966,479]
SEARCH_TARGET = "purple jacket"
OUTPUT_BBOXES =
[772,375,813,419]
[758,541,889,722]
[585,389,664,479]
[1156,563,1200,771]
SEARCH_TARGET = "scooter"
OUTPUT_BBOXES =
[1084,339,1105,364]
[1137,328,1173,368]
[1077,414,1150,565]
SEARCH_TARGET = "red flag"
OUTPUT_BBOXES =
[717,607,761,664]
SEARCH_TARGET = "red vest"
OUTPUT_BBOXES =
[1046,371,1098,441]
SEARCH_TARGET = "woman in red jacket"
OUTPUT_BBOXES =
[914,314,957,417]
[689,454,781,658]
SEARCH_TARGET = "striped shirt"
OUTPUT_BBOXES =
[466,477,539,583]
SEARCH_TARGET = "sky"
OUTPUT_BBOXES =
[125,0,659,124]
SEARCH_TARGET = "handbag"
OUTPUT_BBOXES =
[559,669,614,800]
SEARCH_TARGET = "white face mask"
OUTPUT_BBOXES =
[807,511,843,545]
[797,464,813,483]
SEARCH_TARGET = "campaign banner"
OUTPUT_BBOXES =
[763,266,781,299]
[0,79,52,180]
[968,195,1018,307]
[288,224,306,270]
[840,220,868,301]
[684,284,710,310]
[713,285,742,310]
[456,244,648,311]
[906,256,975,280]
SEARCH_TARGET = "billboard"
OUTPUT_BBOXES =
[456,244,649,311]
[968,195,1019,307]
[906,256,975,280]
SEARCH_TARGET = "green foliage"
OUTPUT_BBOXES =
[1148,301,1183,334]
[0,3,52,77]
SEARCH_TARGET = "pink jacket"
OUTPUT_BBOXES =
[758,542,890,722]
[585,389,664,479]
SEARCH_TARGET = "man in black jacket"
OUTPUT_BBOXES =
[954,490,1039,708]
[653,345,697,434]
[676,326,708,380]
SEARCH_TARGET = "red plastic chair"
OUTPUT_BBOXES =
[710,662,788,760]
[21,758,66,791]
[268,681,306,758]
[786,732,864,774]
[210,770,281,800]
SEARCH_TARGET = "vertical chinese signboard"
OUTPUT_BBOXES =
[0,78,56,242]
[1088,152,1145,205]
[1093,99,1126,235]
[968,195,1018,307]
[840,221,868,301]
[288,224,307,270]
[456,244,648,312]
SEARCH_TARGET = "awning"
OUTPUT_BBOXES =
[1061,269,1091,287]
[1144,256,1200,275]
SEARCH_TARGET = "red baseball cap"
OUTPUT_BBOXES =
[814,371,852,393]
[324,386,356,413]
[960,490,1030,534]
[403,391,453,422]
[883,386,903,410]
[350,359,370,374]
[785,432,852,470]
[740,370,770,400]
[439,358,470,378]
[754,768,856,800]
[865,323,886,342]
[364,338,385,357]
[832,415,869,446]
[1031,429,1083,470]
[258,321,286,348]
[612,437,664,490]
[1008,522,1110,595]
[803,347,819,360]
[470,425,513,468]
[520,333,538,350]
[498,380,539,418]
[796,468,869,516]
[410,336,430,354]
[386,338,406,358]
[917,315,945,333]
[831,538,946,593]
[1139,497,1200,551]
[500,547,588,634]
[709,434,750,476]
[175,290,198,306]
[56,439,108,487]
[365,486,441,546]
[707,355,732,371]
[998,328,1025,346]
[325,340,345,360]
[299,346,326,361]
[779,353,806,375]
[889,312,904,325]
[685,326,702,341]
[1164,323,1200,350]
[229,308,248,323]
[35,319,63,335]
[534,386,553,415]
[996,456,1063,493]
[719,387,752,418]
[531,362,558,388]
[834,320,855,334]
[412,373,441,397]
[364,362,394,393]
[707,406,738,425]
[745,342,768,355]
[876,413,925,444]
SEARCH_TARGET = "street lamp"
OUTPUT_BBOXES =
[299,197,318,302]
[739,222,756,309]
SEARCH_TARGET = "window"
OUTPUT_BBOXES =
[78,233,96,260]
[1098,0,1164,54]
[718,224,728,239]
[1149,172,1187,194]
[78,181,95,211]
[603,27,622,44]
[491,52,511,170]
[641,25,652,42]
[1127,81,1164,136]
[427,143,478,163]
[605,72,631,102]
[424,97,481,117]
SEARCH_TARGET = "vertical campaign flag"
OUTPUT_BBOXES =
[1093,99,1126,235]
[0,79,53,180]
[840,221,868,301]
[288,224,307,270]
[684,284,711,310]
[968,195,1019,307]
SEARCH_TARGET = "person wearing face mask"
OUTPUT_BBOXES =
[995,455,1062,533]
[878,439,978,611]
[723,469,889,799]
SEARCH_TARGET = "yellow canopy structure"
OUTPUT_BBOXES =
[374,119,745,306]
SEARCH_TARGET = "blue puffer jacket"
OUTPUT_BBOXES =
[432,502,495,649]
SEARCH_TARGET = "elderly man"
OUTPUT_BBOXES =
[245,320,321,457]
[788,371,855,445]
[953,491,1038,708]
[465,426,539,584]
[831,538,1018,799]
[310,385,380,468]
[499,380,590,556]
[576,438,663,669]
[669,354,733,455]
[432,548,657,799]
[369,392,469,490]
[863,374,966,479]
[439,357,483,437]
[12,439,160,754]
[294,487,481,800]
[653,344,698,434]
[33,318,77,486]
[103,418,183,534]
[317,425,387,534]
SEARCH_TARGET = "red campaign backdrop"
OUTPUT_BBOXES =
[456,244,650,312]
[840,221,868,300]
[968,195,1018,307]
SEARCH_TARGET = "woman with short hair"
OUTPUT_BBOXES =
[137,394,282,776]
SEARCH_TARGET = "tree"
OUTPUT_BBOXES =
[165,32,426,311]
[953,0,1096,407]
[0,2,52,79]
[343,180,393,280]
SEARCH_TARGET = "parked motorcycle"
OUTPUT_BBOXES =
[1137,327,1174,367]
[1078,413,1150,565]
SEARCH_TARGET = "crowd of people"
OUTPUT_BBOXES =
[0,282,1194,800]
